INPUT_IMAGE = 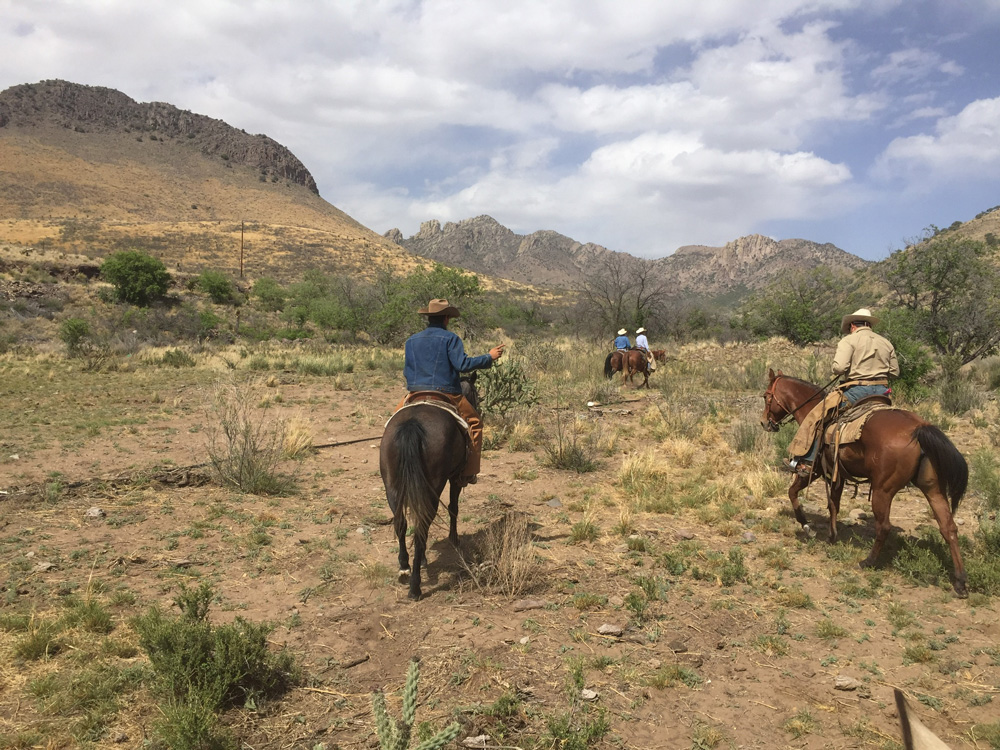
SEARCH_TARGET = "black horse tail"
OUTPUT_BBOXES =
[914,424,968,512]
[604,352,614,379]
[392,420,439,536]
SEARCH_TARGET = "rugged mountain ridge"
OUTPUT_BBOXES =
[0,80,424,281]
[0,80,317,191]
[387,216,869,298]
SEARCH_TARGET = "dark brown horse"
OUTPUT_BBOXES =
[762,369,969,597]
[604,349,650,388]
[379,376,478,599]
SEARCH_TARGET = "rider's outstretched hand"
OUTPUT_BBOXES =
[489,344,506,361]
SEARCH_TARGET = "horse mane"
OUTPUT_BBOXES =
[778,374,817,389]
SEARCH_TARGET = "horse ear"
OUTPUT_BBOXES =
[768,368,776,382]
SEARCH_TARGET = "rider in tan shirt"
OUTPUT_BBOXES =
[785,308,898,476]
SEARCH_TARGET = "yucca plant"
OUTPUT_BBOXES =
[372,658,460,750]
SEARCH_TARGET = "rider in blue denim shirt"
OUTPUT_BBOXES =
[397,299,504,485]
[404,324,494,393]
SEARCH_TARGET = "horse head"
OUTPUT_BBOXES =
[761,368,788,432]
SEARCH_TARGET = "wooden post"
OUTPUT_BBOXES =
[240,220,245,278]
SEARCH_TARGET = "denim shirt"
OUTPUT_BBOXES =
[614,335,631,350]
[403,322,494,394]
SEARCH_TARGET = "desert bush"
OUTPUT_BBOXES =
[58,317,90,356]
[155,348,196,368]
[197,270,242,305]
[206,375,294,495]
[132,582,296,750]
[729,418,760,453]
[937,371,984,416]
[460,512,541,597]
[971,449,1000,514]
[100,249,171,306]
[477,357,539,418]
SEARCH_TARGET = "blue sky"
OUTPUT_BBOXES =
[3,0,999,260]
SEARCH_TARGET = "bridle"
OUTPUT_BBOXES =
[762,374,839,432]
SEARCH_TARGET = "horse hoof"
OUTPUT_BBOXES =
[408,590,421,601]
[955,585,969,599]
[858,559,873,569]
[398,569,410,582]
[802,524,816,539]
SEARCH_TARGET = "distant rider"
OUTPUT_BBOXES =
[614,328,631,351]
[634,327,656,372]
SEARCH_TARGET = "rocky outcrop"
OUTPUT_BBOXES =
[0,80,318,192]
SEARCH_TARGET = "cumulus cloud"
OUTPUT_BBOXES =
[873,97,1000,181]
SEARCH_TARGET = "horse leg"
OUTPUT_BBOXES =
[447,479,461,546]
[918,472,968,598]
[788,475,816,538]
[827,477,844,543]
[408,524,427,600]
[386,487,411,580]
[859,487,893,570]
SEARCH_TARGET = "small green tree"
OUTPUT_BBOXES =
[58,317,91,356]
[251,277,286,312]
[198,270,241,305]
[100,250,172,306]
[881,235,1000,363]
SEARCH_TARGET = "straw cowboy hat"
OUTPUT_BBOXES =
[635,327,646,334]
[617,328,627,336]
[841,308,879,334]
[418,298,460,317]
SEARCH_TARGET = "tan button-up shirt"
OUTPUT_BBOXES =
[832,327,900,381]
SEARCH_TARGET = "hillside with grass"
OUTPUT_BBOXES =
[0,80,426,281]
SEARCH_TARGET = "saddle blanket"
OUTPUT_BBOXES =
[386,399,470,433]
[823,400,895,446]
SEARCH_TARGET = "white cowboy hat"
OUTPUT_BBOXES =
[617,328,627,335]
[635,327,646,334]
[841,308,878,334]
[418,298,460,317]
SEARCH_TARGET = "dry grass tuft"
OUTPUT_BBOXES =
[283,418,314,459]
[460,512,543,598]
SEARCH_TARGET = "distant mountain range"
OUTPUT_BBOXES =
[4,79,993,303]
[387,216,869,300]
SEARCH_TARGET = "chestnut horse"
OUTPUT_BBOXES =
[604,349,650,388]
[380,376,478,599]
[762,369,969,597]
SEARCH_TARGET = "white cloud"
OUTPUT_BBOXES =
[870,48,963,83]
[874,97,1000,181]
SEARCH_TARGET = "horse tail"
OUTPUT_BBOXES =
[914,424,968,512]
[391,419,438,536]
[604,352,614,379]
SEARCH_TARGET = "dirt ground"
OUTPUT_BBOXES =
[1,350,998,750]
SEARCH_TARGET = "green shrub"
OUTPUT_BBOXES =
[477,357,539,418]
[251,277,286,312]
[157,348,197,368]
[131,582,295,749]
[197,270,241,305]
[971,449,1000,513]
[59,317,90,355]
[100,250,172,306]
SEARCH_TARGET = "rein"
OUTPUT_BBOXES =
[765,374,840,429]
